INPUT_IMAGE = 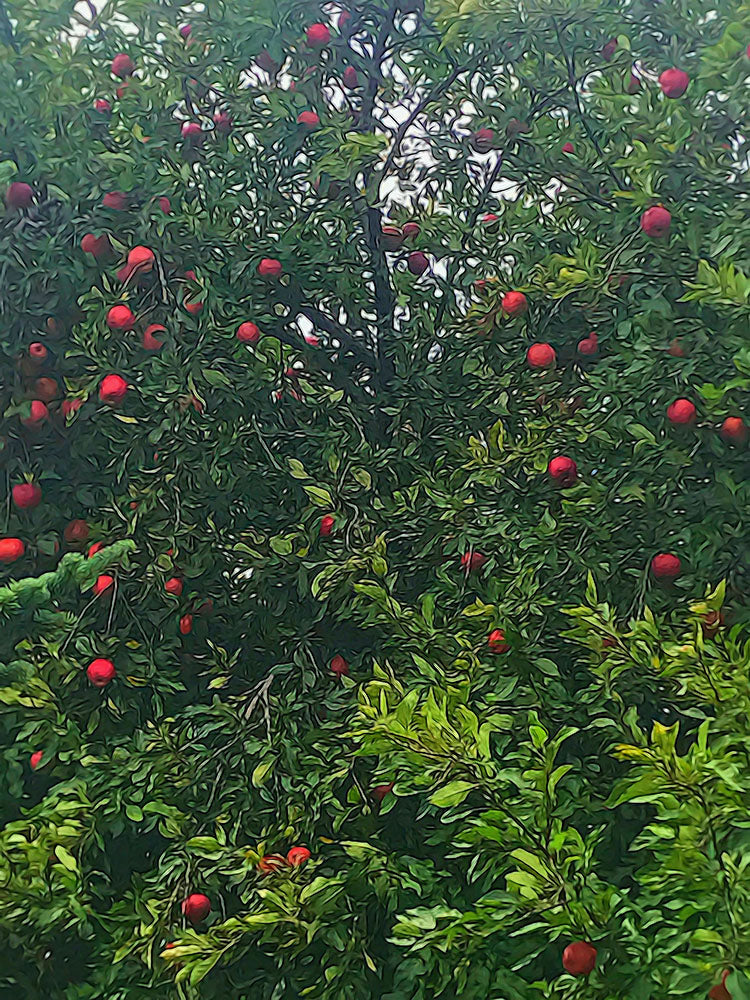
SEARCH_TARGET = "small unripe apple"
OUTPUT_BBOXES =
[640,205,671,238]
[87,657,116,687]
[5,182,33,209]
[562,941,597,976]
[237,321,261,344]
[380,225,404,252]
[659,68,689,98]
[330,654,349,677]
[99,374,128,405]
[12,483,42,510]
[258,258,282,279]
[21,400,49,429]
[320,514,335,536]
[142,324,166,350]
[94,98,112,113]
[548,455,577,487]
[111,53,135,78]
[488,628,509,653]
[179,614,193,635]
[30,750,43,770]
[306,23,331,47]
[297,110,320,128]
[102,191,128,210]
[407,251,429,276]
[501,291,528,316]
[165,577,183,596]
[470,128,495,153]
[667,398,696,425]
[287,846,311,866]
[526,343,555,369]
[372,782,394,802]
[577,332,598,356]
[0,538,24,563]
[182,893,211,923]
[721,416,746,444]
[651,553,681,579]
[460,551,486,573]
[81,233,112,259]
[93,574,114,596]
[258,854,287,874]
[561,141,574,154]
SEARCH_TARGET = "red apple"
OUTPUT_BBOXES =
[81,233,112,259]
[667,338,685,357]
[142,324,166,350]
[380,225,404,251]
[460,551,486,573]
[12,483,42,510]
[64,519,89,545]
[184,300,204,315]
[181,121,202,139]
[182,893,211,924]
[287,846,311,866]
[179,23,192,39]
[237,321,261,344]
[338,10,351,30]
[402,221,420,239]
[21,400,49,429]
[34,377,58,402]
[102,191,128,210]
[481,213,499,225]
[407,251,429,276]
[213,111,233,133]
[372,782,394,802]
[577,332,598,356]
[62,398,82,418]
[501,291,528,316]
[297,110,320,128]
[94,98,112,112]
[488,628,509,653]
[667,398,696,425]
[342,66,358,88]
[320,514,335,536]
[526,343,556,369]
[640,205,671,238]
[158,196,172,214]
[306,23,331,47]
[258,258,283,279]
[258,854,287,874]
[93,574,114,596]
[88,541,105,558]
[626,73,640,94]
[0,538,24,563]
[651,553,681,580]
[179,614,193,635]
[659,68,689,98]
[720,416,746,444]
[561,141,574,154]
[5,182,33,209]
[111,53,135,78]
[470,128,494,153]
[87,657,116,687]
[562,941,597,976]
[99,374,128,405]
[106,305,135,331]
[330,654,349,677]
[27,342,48,365]
[548,455,577,487]
[165,577,183,596]
[601,38,617,61]
[30,750,44,770]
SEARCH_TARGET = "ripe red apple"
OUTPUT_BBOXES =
[123,245,155,277]
[182,893,211,924]
[481,213,499,225]
[372,782,394,802]
[659,68,690,98]
[286,846,311,866]
[501,291,528,316]
[380,225,404,251]
[470,128,495,153]
[258,258,283,279]
[256,50,279,74]
[106,305,135,330]
[165,577,183,596]
[237,321,261,344]
[88,541,105,558]
[179,614,193,635]
[93,574,114,596]
[306,23,331,47]
[142,324,166,350]
[184,299,204,315]
[488,628,509,653]
[116,80,133,99]
[651,553,681,579]
[320,514,335,536]
[667,398,696,425]
[562,941,597,976]
[181,121,202,139]
[561,141,574,154]
[407,251,429,276]
[62,398,82,418]
[102,191,128,210]
[111,53,135,78]
[64,519,89,545]
[27,342,48,365]
[12,483,42,510]
[601,38,617,61]
[460,551,486,573]
[81,233,112,259]
[94,98,112,113]
[30,750,43,770]
[258,854,287,874]
[577,332,598,356]
[21,400,49,429]
[158,196,172,214]
[721,416,746,444]
[99,374,128,405]
[297,110,320,128]
[626,73,640,94]
[338,10,351,30]
[0,538,24,563]
[87,657,116,687]
[640,205,671,238]
[342,66,358,88]
[213,111,233,133]
[667,338,685,357]
[34,378,58,402]
[5,182,33,209]
[402,221,420,239]
[526,343,556,369]
[330,654,349,677]
[179,23,192,39]
[548,455,577,487]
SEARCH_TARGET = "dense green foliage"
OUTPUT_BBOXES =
[1,0,750,997]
